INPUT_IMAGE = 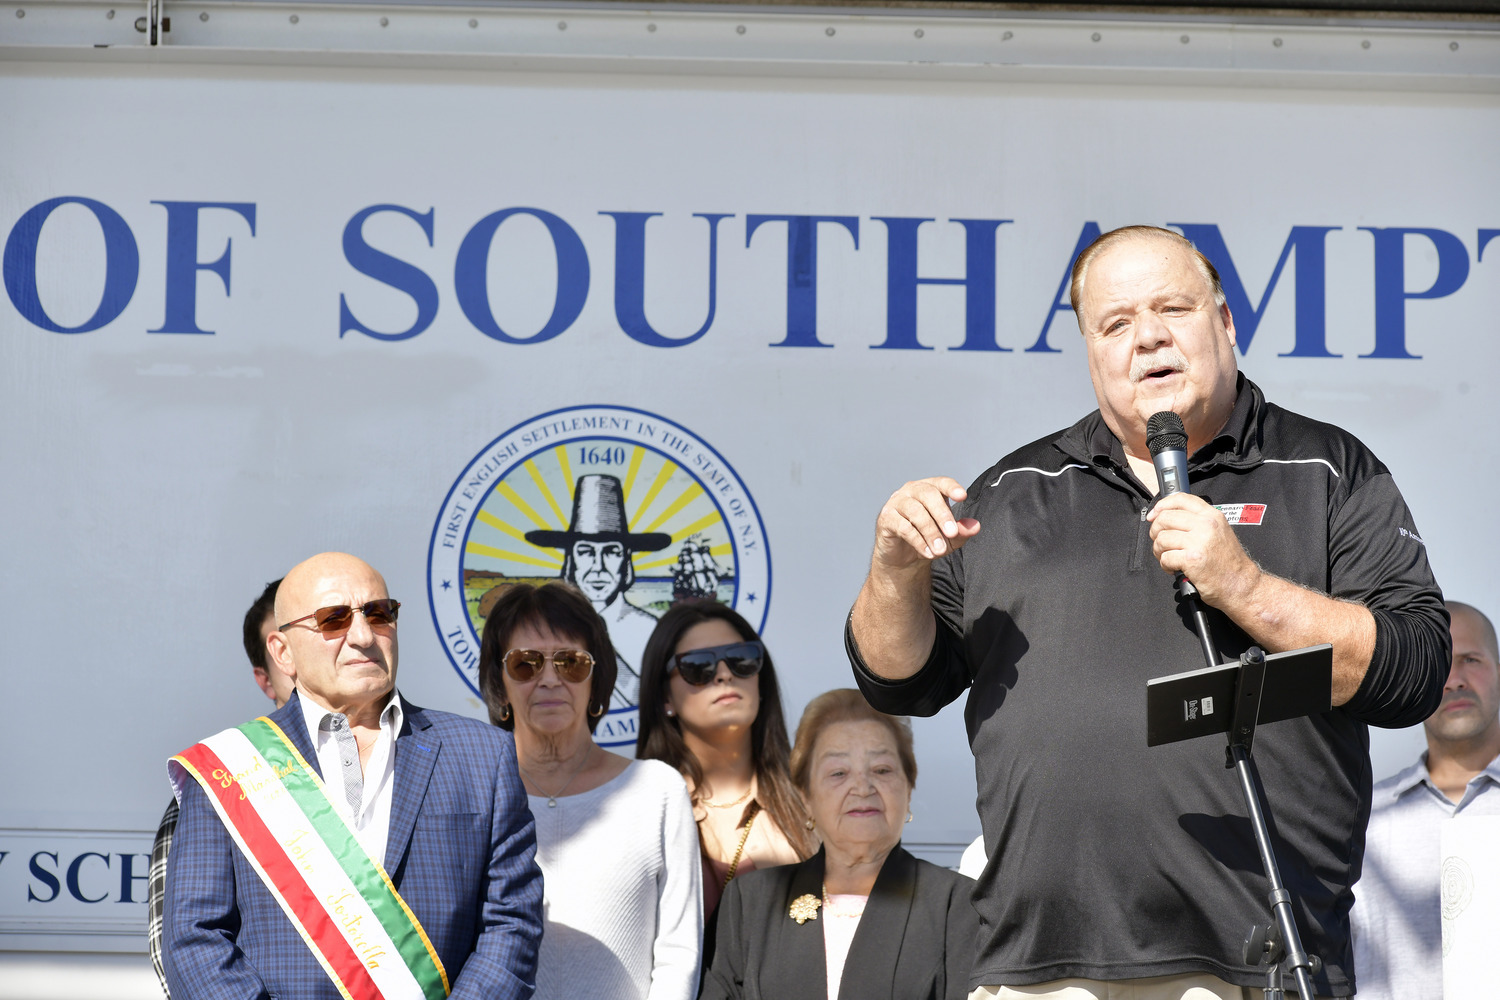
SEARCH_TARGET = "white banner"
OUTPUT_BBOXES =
[2,47,1498,948]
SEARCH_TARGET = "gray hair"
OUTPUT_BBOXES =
[1070,225,1226,331]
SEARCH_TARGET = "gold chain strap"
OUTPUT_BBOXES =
[722,802,761,887]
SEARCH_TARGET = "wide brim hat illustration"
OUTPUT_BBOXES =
[525,474,672,552]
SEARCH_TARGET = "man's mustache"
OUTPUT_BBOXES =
[1130,349,1190,383]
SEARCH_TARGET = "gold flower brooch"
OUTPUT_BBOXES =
[788,893,822,925]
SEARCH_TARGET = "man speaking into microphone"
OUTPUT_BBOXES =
[847,226,1448,999]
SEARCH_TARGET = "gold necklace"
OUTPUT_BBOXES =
[702,782,754,810]
[519,748,593,808]
[722,802,760,887]
[821,882,867,918]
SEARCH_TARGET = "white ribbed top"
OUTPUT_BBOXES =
[530,758,703,1000]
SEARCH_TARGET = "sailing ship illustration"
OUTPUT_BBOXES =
[672,534,723,603]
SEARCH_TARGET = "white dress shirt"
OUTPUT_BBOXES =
[1351,752,1500,1000]
[297,689,404,867]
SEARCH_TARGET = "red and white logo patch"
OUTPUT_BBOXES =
[1214,503,1267,526]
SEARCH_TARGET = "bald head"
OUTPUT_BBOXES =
[275,552,389,627]
[1425,600,1500,752]
[268,552,398,718]
[1447,601,1499,661]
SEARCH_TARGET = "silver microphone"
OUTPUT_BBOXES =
[1146,411,1189,497]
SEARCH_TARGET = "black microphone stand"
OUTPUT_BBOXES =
[1175,574,1323,1000]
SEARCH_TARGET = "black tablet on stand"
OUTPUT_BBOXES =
[1147,643,1333,1000]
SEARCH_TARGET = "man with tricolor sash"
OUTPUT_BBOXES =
[164,552,544,1000]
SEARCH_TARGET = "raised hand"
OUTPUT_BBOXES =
[853,476,981,680]
[872,477,982,573]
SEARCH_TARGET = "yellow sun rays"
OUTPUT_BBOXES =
[464,440,729,576]
[555,445,577,505]
[628,461,677,531]
[621,446,645,499]
[642,482,704,533]
[495,482,552,531]
[476,510,535,545]
[524,459,568,527]
[464,542,563,570]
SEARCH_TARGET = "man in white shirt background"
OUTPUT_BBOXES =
[1351,601,1500,1000]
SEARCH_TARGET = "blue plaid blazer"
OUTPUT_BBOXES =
[163,692,543,1000]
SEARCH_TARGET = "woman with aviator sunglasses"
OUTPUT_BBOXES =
[636,601,816,960]
[478,582,702,1000]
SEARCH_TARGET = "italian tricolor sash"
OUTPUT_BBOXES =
[168,717,449,1000]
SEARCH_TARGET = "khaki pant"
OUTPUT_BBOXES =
[969,974,1258,1000]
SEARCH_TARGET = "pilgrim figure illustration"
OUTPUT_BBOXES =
[525,474,671,707]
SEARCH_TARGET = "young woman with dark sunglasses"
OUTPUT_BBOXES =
[636,601,817,953]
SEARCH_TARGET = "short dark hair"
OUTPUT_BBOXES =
[242,578,282,671]
[789,689,917,793]
[478,582,618,734]
[635,599,816,859]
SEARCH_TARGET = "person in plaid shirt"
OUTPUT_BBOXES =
[147,578,290,997]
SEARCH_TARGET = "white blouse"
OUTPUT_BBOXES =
[529,758,703,1000]
[821,892,868,1000]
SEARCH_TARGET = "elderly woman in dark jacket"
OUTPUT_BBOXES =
[700,689,977,1000]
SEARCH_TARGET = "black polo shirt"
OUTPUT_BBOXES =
[849,377,1448,996]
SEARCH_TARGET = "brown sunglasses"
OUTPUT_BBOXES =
[502,648,595,684]
[278,599,401,634]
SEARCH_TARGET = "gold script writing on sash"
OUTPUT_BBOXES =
[283,829,319,875]
[213,758,295,801]
[327,890,389,968]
